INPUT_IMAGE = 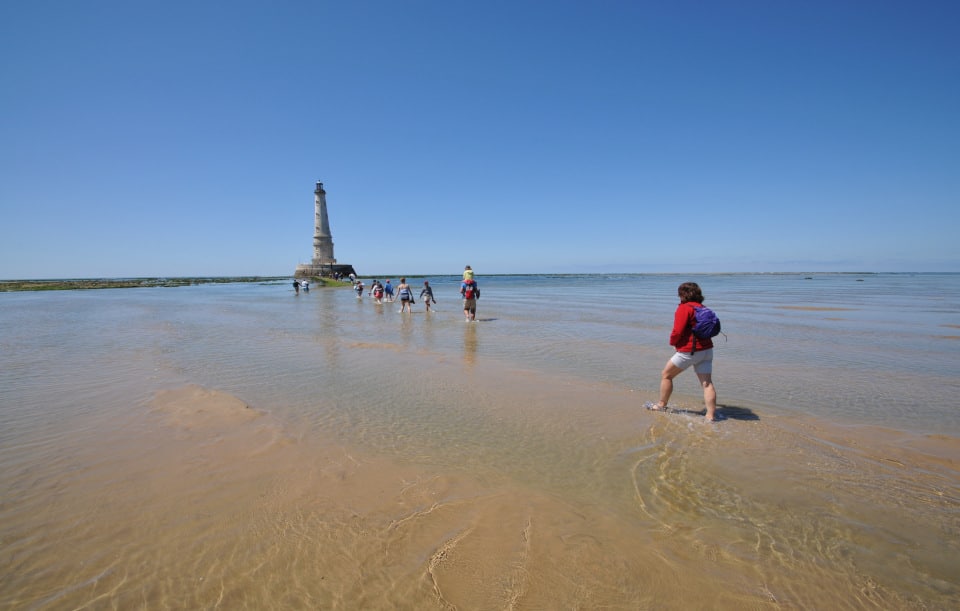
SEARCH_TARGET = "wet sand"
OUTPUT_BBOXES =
[3,361,957,609]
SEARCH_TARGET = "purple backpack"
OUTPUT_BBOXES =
[691,305,721,339]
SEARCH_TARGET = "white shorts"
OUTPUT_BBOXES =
[670,348,714,374]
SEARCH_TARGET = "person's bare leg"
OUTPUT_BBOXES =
[697,373,717,420]
[657,361,683,408]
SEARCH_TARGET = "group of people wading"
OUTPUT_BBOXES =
[345,265,480,322]
[296,270,720,421]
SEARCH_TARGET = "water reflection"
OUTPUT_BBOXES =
[463,322,478,365]
[313,289,343,372]
[420,311,437,353]
[399,311,415,347]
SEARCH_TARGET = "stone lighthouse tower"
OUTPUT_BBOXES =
[312,181,336,265]
[294,181,356,279]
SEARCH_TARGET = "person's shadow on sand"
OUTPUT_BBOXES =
[717,405,760,421]
[651,404,760,421]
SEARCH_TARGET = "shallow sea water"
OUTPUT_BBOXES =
[0,273,958,609]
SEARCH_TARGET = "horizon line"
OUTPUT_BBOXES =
[4,270,958,283]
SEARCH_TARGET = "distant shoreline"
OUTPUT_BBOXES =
[3,271,952,292]
[0,277,289,292]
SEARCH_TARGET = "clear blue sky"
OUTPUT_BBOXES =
[2,1,957,278]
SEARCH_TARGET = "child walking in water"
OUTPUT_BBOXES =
[420,281,436,312]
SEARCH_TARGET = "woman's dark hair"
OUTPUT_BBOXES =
[678,282,704,304]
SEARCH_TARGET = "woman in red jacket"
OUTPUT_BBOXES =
[649,282,718,421]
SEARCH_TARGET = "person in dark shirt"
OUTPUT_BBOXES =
[420,281,437,312]
[460,277,479,322]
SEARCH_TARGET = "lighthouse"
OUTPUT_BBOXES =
[311,181,335,265]
[294,181,356,279]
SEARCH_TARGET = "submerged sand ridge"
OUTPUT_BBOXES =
[3,377,956,609]
[150,384,265,430]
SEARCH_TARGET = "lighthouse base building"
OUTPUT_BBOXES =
[294,181,356,278]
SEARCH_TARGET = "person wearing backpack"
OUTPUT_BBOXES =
[648,282,720,421]
[370,280,385,303]
[460,277,480,321]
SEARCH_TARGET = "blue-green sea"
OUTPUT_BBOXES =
[1,273,958,608]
